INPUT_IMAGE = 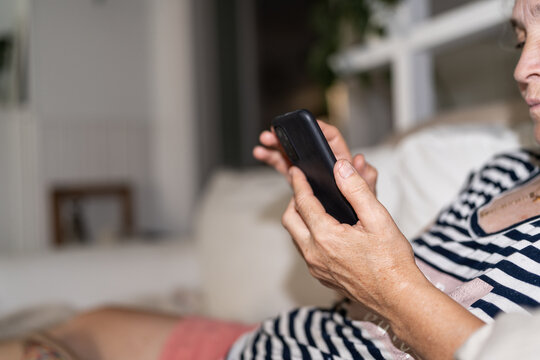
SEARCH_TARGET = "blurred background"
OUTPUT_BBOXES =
[0,0,527,334]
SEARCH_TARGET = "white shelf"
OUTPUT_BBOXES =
[328,0,513,132]
[330,0,511,74]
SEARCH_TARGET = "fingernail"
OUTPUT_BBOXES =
[338,160,354,179]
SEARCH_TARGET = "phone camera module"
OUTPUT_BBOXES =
[275,126,299,162]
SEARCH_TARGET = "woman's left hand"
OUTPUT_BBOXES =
[282,159,424,316]
[254,121,378,195]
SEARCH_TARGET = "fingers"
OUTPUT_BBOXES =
[253,130,294,182]
[252,146,290,178]
[254,122,354,186]
[317,121,352,162]
[281,198,311,256]
[352,153,366,171]
[333,159,384,230]
[289,167,335,232]
[353,154,378,195]
[259,130,279,148]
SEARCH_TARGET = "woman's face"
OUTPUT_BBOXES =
[513,0,540,142]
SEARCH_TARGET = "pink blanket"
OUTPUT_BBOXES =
[159,316,256,360]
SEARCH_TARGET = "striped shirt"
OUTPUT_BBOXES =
[227,149,540,359]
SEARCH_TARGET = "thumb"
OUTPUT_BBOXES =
[334,159,385,229]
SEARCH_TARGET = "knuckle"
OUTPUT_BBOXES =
[326,124,338,134]
[281,205,293,226]
[281,212,289,229]
[348,178,370,197]
[303,251,315,265]
[311,232,325,246]
[269,152,283,167]
[304,250,322,268]
[375,205,390,220]
[319,279,334,289]
[331,224,348,240]
[294,193,309,210]
[311,225,331,243]
[308,267,318,279]
[308,266,323,280]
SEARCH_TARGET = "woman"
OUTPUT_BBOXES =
[2,0,539,359]
[238,1,539,357]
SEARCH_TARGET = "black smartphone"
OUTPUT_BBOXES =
[272,109,358,225]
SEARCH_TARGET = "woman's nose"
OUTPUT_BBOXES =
[514,41,540,87]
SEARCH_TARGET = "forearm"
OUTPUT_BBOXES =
[285,163,485,359]
[382,278,485,360]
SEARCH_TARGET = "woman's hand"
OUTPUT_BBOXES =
[283,160,421,313]
[282,159,484,360]
[253,121,378,194]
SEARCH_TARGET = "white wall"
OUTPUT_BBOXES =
[0,112,22,252]
[0,0,38,251]
[28,0,156,248]
[0,108,40,252]
[0,0,199,250]
[0,0,17,33]
[31,0,151,123]
[148,0,197,235]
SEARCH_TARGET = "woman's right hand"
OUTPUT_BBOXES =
[252,121,379,195]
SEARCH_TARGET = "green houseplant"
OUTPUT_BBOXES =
[308,0,401,90]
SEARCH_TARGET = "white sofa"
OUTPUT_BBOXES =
[197,101,535,323]
[0,101,536,336]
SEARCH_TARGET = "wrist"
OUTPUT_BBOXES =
[354,260,429,323]
[384,277,439,337]
[384,279,485,359]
